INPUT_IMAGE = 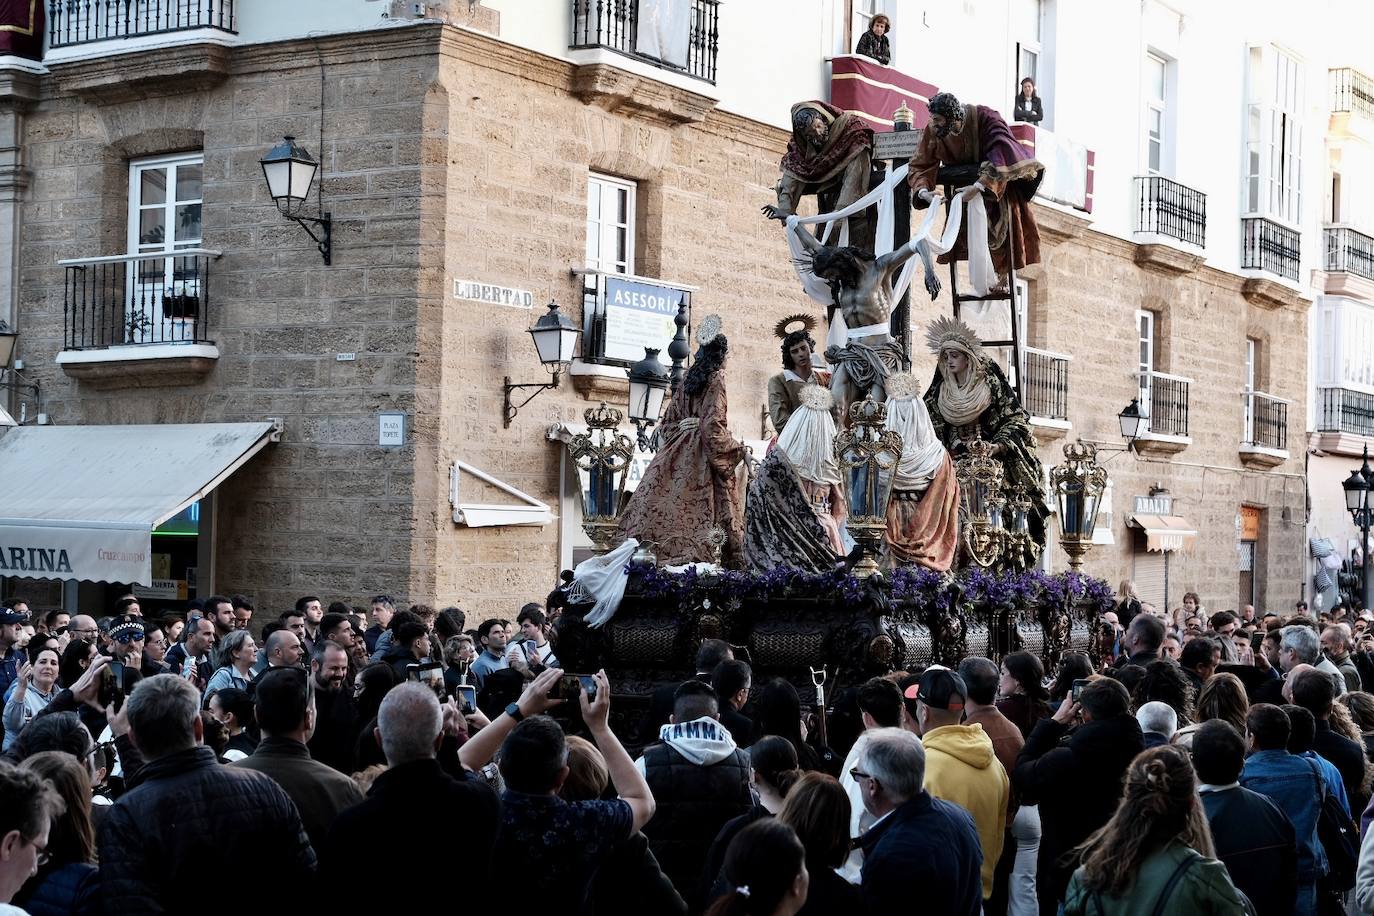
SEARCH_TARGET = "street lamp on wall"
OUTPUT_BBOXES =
[503,300,582,427]
[260,136,332,265]
[627,348,670,452]
[1118,398,1147,447]
[1343,445,1374,613]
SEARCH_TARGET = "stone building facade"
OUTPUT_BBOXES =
[0,8,1309,619]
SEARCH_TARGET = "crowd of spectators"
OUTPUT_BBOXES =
[6,587,1374,915]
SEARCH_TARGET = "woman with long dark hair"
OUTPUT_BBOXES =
[1048,652,1094,705]
[704,736,801,902]
[207,687,257,761]
[1063,746,1244,915]
[754,679,825,772]
[14,751,98,916]
[617,316,748,567]
[58,639,95,690]
[705,819,809,916]
[777,773,859,915]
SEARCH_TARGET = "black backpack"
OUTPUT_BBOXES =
[1307,759,1358,891]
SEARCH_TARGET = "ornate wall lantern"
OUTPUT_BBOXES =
[956,438,1005,569]
[1051,439,1109,571]
[836,394,903,578]
[568,402,635,550]
[503,300,582,427]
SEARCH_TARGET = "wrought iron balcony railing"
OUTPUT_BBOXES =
[1022,347,1070,422]
[60,249,220,350]
[1139,370,1190,438]
[1332,67,1374,120]
[570,0,720,84]
[1325,226,1374,282]
[1242,390,1289,451]
[1241,217,1300,282]
[1319,387,1374,438]
[49,0,236,49]
[1134,176,1206,248]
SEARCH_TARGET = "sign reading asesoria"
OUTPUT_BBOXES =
[602,276,687,366]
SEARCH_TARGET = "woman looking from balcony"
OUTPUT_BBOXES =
[1014,77,1043,124]
[854,14,891,66]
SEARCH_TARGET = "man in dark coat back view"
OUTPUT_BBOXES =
[1013,676,1144,916]
[636,639,733,746]
[1192,719,1297,916]
[635,680,752,910]
[97,675,316,914]
[320,683,500,911]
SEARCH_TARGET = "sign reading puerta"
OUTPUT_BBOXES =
[602,276,686,366]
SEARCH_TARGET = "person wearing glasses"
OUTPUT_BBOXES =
[11,751,99,916]
[64,616,99,645]
[0,759,62,910]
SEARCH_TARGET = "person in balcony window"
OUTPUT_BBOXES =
[1013,77,1043,124]
[855,14,891,66]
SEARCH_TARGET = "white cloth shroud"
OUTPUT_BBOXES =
[786,165,996,349]
[576,538,640,629]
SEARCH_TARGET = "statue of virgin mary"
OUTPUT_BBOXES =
[882,373,959,571]
[922,316,1048,570]
[744,385,849,572]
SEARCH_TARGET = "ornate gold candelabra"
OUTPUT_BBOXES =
[955,438,1006,570]
[567,402,635,550]
[836,394,903,577]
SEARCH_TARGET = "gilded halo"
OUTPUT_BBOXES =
[773,312,818,341]
[924,315,985,359]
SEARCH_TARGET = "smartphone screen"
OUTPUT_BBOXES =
[455,684,476,714]
[1071,678,1090,702]
[577,674,598,701]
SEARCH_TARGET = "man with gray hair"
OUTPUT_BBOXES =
[321,682,499,909]
[1136,700,1178,748]
[854,727,983,914]
[1279,624,1345,698]
[97,675,315,911]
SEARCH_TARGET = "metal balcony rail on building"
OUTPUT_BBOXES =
[1319,387,1374,438]
[570,0,720,84]
[60,249,220,350]
[1134,176,1207,248]
[1139,370,1190,438]
[1332,67,1374,121]
[1325,226,1374,281]
[49,0,236,49]
[1022,347,1070,421]
[1242,390,1289,451]
[1241,217,1300,282]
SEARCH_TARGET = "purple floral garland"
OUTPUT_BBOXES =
[628,562,1114,615]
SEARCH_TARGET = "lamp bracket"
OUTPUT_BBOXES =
[1080,438,1135,464]
[284,211,332,265]
[0,367,38,395]
[503,373,560,427]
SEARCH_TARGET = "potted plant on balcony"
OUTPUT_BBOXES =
[124,311,152,344]
[162,280,200,320]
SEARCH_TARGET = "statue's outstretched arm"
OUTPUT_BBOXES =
[877,237,941,300]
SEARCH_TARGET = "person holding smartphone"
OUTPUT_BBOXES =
[507,605,559,679]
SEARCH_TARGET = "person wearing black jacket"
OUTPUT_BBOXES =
[1013,77,1043,124]
[637,639,733,746]
[1292,667,1369,814]
[1193,719,1297,916]
[1013,677,1144,916]
[97,675,315,913]
[854,14,891,66]
[1112,613,1165,670]
[712,658,755,748]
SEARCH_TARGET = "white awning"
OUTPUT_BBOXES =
[0,422,280,584]
[1128,514,1198,553]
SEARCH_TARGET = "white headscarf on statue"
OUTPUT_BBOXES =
[884,373,948,491]
[776,385,841,486]
[927,316,992,427]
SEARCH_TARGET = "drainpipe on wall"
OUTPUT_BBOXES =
[0,69,38,423]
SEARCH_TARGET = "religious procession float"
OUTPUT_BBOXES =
[551,92,1118,704]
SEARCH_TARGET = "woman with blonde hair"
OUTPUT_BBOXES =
[1117,579,1142,625]
[1063,746,1244,915]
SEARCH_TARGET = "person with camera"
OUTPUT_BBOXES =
[163,617,214,694]
[459,667,654,910]
[1013,677,1144,916]
[507,604,559,678]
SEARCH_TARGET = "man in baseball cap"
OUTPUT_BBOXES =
[908,667,1008,905]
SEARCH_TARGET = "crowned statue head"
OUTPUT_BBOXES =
[926,316,992,428]
[776,384,841,486]
[684,314,728,397]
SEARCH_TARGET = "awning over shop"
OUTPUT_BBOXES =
[0,422,280,585]
[1128,514,1198,553]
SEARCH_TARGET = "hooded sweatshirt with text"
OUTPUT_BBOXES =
[922,722,1010,899]
[634,716,740,773]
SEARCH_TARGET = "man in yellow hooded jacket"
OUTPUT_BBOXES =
[906,667,1010,903]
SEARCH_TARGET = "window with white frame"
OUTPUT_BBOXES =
[850,0,878,55]
[1145,53,1168,175]
[1014,0,1042,86]
[127,153,204,343]
[585,173,636,275]
[1137,310,1155,421]
[1245,45,1304,223]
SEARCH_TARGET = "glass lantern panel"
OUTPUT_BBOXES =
[289,160,317,202]
[557,327,580,363]
[262,160,292,201]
